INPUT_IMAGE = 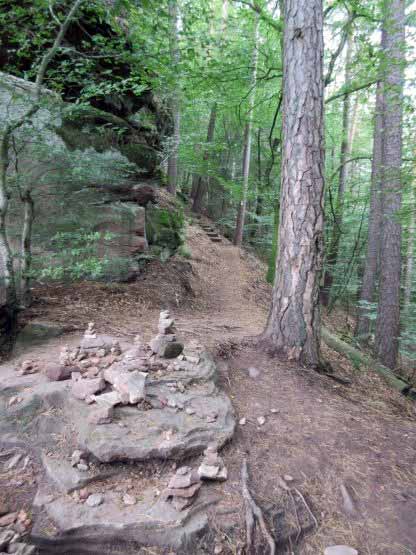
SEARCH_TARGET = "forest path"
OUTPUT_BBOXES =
[174,222,269,349]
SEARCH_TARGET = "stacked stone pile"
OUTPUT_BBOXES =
[163,466,202,511]
[41,312,188,425]
[198,444,228,481]
[149,310,184,358]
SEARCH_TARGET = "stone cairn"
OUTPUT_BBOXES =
[40,311,228,512]
[43,311,186,426]
[162,443,228,512]
[149,310,184,358]
[163,466,202,511]
[198,443,228,481]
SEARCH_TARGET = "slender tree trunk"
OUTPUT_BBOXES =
[192,103,217,213]
[0,136,18,340]
[20,189,35,308]
[167,0,180,195]
[355,79,385,340]
[234,15,260,246]
[374,0,405,369]
[321,34,353,306]
[262,0,325,367]
[404,193,415,314]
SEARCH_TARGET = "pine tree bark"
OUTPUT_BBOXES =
[262,0,325,367]
[167,0,180,196]
[234,15,260,246]
[374,0,405,369]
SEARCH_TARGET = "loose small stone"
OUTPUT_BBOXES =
[71,450,84,467]
[123,494,136,506]
[77,463,89,472]
[257,416,266,426]
[283,474,294,482]
[86,494,104,507]
[239,417,246,426]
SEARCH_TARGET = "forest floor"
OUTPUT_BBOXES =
[9,219,416,554]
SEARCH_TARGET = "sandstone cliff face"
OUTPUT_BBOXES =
[0,72,182,284]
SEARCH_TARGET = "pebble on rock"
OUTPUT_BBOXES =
[123,494,136,506]
[86,494,104,507]
[257,416,266,426]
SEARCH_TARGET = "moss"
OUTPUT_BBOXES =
[146,204,185,255]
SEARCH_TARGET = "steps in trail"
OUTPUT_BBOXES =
[210,237,222,243]
[206,232,219,237]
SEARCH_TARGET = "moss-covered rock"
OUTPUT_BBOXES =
[145,203,184,256]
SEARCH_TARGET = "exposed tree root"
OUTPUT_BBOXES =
[241,458,276,555]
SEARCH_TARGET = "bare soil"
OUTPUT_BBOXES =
[9,219,416,554]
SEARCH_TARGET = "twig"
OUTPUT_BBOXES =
[241,458,276,555]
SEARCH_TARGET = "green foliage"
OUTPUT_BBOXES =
[32,230,111,281]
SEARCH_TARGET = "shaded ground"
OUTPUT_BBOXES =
[4,219,416,554]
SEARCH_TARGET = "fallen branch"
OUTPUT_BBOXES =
[241,458,276,555]
[322,327,416,399]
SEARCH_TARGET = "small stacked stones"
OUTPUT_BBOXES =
[163,466,201,511]
[149,310,184,359]
[84,322,97,339]
[198,444,228,481]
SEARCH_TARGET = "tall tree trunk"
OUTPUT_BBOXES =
[374,0,405,369]
[192,103,217,213]
[234,15,260,246]
[262,0,325,367]
[355,81,385,340]
[321,34,353,306]
[167,0,180,195]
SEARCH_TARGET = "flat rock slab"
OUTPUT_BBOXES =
[77,389,234,462]
[41,453,114,493]
[39,489,214,552]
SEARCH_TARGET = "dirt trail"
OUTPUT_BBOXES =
[176,223,268,347]
[7,220,416,554]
